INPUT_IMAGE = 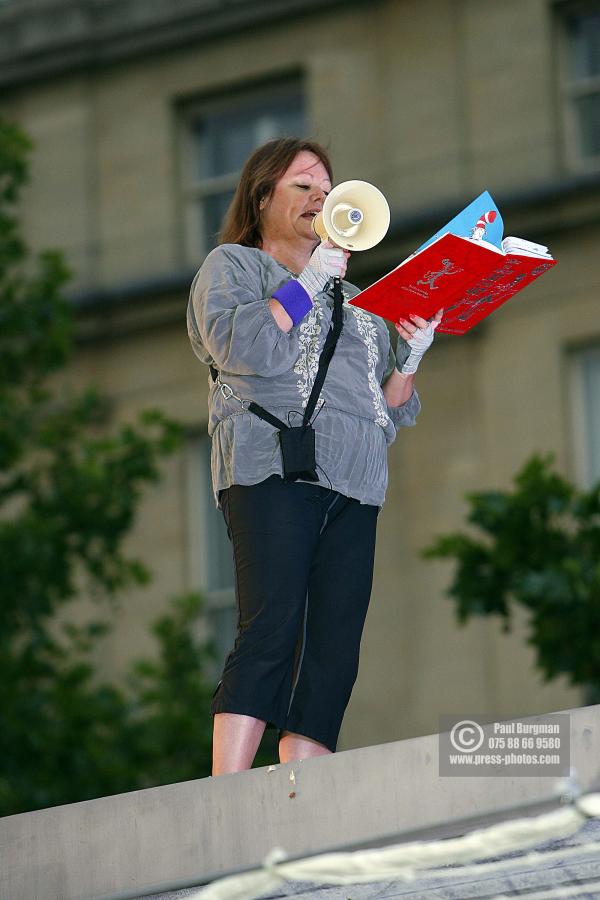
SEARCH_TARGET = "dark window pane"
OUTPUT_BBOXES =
[193,113,258,179]
[567,12,600,79]
[207,605,238,673]
[574,92,600,157]
[192,91,305,181]
[202,440,235,592]
[203,190,235,249]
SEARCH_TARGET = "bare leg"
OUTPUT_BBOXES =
[212,712,267,775]
[278,730,333,763]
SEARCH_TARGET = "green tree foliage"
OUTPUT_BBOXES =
[423,455,600,697]
[0,116,223,817]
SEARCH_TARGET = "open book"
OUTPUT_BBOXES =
[349,191,556,335]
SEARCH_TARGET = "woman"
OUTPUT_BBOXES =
[187,137,441,775]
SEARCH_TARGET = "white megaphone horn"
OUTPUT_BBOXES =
[312,180,390,251]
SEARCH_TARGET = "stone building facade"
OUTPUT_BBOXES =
[1,0,598,750]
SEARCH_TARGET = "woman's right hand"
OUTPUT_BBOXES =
[298,241,349,300]
[308,240,349,280]
[269,241,350,334]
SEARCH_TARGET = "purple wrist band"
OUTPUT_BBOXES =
[272,279,312,326]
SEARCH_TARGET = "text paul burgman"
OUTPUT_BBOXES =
[494,722,560,735]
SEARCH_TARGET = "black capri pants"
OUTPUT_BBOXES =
[211,474,379,752]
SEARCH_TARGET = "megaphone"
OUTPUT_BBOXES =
[312,180,390,251]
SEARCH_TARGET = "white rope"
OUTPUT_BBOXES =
[191,794,600,900]
[192,841,600,900]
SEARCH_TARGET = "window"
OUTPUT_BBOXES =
[559,4,600,170]
[180,78,305,259]
[185,433,236,675]
[570,345,600,487]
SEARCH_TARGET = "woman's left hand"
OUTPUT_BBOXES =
[395,308,443,375]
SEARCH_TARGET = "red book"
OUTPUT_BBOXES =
[349,203,556,335]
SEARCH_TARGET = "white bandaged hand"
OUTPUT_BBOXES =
[395,309,443,375]
[297,241,347,300]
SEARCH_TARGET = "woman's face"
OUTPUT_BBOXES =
[260,151,332,247]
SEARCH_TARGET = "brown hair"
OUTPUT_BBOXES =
[218,137,333,248]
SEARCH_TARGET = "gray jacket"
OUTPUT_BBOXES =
[187,243,421,507]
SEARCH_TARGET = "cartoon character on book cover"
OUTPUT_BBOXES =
[470,210,497,241]
[416,191,504,253]
[416,258,463,291]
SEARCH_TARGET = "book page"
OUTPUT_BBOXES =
[502,236,553,258]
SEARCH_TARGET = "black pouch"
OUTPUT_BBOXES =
[279,424,318,482]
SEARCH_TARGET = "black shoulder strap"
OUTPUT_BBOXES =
[302,276,343,426]
[246,402,288,430]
